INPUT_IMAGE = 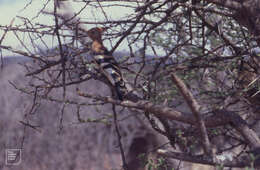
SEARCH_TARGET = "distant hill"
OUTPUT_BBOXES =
[0,54,154,170]
[1,56,30,67]
[1,48,159,68]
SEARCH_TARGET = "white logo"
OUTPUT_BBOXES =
[5,149,22,165]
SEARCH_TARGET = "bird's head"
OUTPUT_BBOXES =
[87,27,109,54]
[87,27,108,42]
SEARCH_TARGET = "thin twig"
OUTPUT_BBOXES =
[112,104,129,170]
[0,18,15,69]
[54,0,66,99]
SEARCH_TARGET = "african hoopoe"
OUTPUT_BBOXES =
[86,27,127,100]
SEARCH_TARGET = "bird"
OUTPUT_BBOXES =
[86,27,127,100]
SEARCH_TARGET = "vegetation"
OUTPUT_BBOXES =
[0,0,260,169]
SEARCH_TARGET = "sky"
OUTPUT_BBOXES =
[0,0,140,56]
[0,0,19,5]
[0,0,25,25]
[0,0,48,55]
[0,0,164,57]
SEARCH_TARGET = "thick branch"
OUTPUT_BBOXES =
[76,89,227,127]
[204,0,242,10]
[157,149,251,168]
[77,89,260,148]
[214,110,260,149]
[171,72,213,157]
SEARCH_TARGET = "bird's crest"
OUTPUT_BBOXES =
[87,27,108,54]
[87,27,107,42]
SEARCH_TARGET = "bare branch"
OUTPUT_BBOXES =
[171,72,213,157]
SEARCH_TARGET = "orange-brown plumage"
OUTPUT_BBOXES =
[87,27,108,54]
[86,27,126,100]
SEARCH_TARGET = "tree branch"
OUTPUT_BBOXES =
[171,71,214,158]
[204,0,242,10]
[157,149,251,168]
